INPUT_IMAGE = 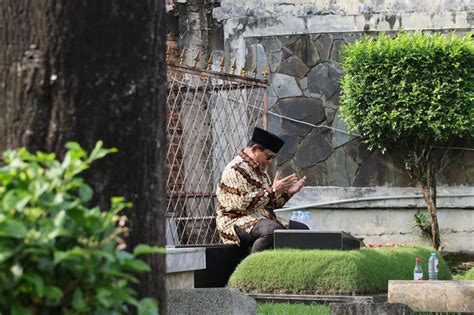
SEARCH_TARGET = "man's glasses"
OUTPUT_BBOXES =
[262,151,276,161]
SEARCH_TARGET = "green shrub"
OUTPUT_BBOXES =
[453,268,474,280]
[339,31,474,250]
[340,31,474,154]
[229,247,451,295]
[0,142,163,314]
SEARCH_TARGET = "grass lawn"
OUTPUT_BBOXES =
[229,247,451,295]
[453,267,474,280]
[257,303,329,315]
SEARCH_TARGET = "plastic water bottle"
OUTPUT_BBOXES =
[414,257,423,280]
[304,211,313,229]
[290,211,298,222]
[297,211,304,224]
[428,253,439,280]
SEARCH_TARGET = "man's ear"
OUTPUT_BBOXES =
[251,144,260,152]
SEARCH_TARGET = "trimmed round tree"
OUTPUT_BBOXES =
[340,32,474,250]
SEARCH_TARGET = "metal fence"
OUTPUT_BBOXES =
[166,59,268,245]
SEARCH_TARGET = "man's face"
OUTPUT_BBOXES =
[252,145,277,168]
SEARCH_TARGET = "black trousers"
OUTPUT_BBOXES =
[235,219,309,253]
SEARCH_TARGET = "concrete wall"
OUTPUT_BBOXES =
[214,0,473,70]
[276,186,474,252]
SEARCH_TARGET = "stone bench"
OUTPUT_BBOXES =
[166,246,206,289]
[167,288,256,315]
[388,280,474,313]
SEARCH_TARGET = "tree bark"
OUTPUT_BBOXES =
[0,0,167,312]
[420,161,441,251]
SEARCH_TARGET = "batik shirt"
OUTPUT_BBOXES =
[216,151,290,245]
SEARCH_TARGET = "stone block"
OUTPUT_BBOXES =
[314,34,333,61]
[295,131,333,168]
[167,288,256,315]
[277,135,299,165]
[277,55,309,78]
[271,73,302,99]
[388,280,474,313]
[166,247,206,274]
[274,97,325,136]
[329,302,415,315]
[308,63,340,101]
[290,35,320,67]
[166,247,206,289]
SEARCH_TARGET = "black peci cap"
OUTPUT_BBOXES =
[251,127,285,153]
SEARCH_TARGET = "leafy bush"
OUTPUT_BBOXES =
[340,31,473,153]
[0,142,163,314]
[339,32,474,250]
[228,247,451,295]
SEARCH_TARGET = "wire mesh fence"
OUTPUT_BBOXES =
[166,63,268,245]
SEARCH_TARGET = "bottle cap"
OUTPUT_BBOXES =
[416,257,421,262]
[431,253,436,256]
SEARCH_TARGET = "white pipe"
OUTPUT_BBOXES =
[274,194,474,213]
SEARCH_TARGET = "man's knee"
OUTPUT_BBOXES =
[253,219,284,237]
[289,220,310,230]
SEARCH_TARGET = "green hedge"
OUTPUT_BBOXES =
[228,247,451,295]
[340,32,474,153]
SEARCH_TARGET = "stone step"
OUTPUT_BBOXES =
[388,280,474,313]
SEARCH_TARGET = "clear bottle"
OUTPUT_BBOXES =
[290,211,298,222]
[414,257,423,280]
[428,253,439,280]
[297,211,304,224]
[304,211,313,229]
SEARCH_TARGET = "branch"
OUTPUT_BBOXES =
[438,137,454,173]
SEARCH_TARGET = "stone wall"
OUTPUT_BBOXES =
[213,0,474,187]
[246,31,474,186]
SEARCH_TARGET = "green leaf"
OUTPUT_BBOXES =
[11,303,33,315]
[72,288,88,312]
[0,220,28,238]
[45,285,63,300]
[133,245,166,257]
[122,259,151,273]
[136,298,158,315]
[79,184,93,202]
[3,189,31,211]
[54,247,86,264]
[23,273,45,297]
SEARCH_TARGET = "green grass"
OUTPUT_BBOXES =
[453,267,474,280]
[229,247,451,295]
[256,303,329,315]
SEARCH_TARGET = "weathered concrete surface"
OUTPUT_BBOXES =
[167,271,195,290]
[166,247,206,289]
[167,288,256,315]
[388,280,474,313]
[275,186,474,252]
[166,247,206,273]
[214,0,473,71]
[329,302,415,315]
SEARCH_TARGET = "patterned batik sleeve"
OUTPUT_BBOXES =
[216,166,274,214]
[263,173,291,211]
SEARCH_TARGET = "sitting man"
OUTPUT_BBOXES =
[216,127,308,253]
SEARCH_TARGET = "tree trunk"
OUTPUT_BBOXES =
[0,0,167,312]
[420,161,441,251]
